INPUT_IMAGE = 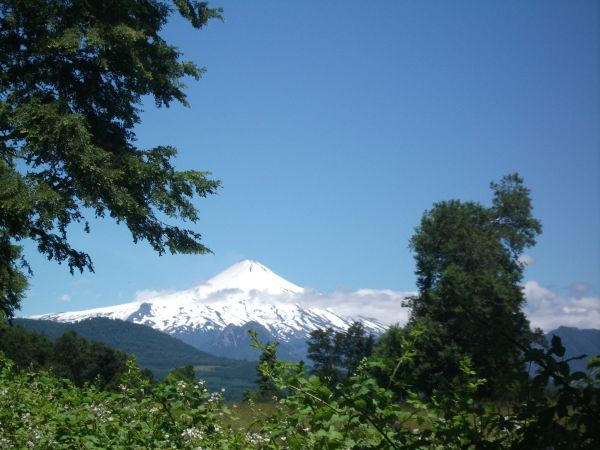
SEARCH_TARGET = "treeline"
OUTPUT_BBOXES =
[15,317,229,378]
[0,322,138,389]
[15,317,260,400]
[307,322,374,385]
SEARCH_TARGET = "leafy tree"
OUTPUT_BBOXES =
[375,318,467,396]
[168,364,196,383]
[51,330,128,387]
[52,331,86,384]
[403,173,542,396]
[255,342,279,399]
[0,320,53,367]
[82,340,129,389]
[372,324,417,394]
[0,323,128,388]
[0,0,223,319]
[307,327,341,384]
[307,322,375,386]
[338,321,375,377]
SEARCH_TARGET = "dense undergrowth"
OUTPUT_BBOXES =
[1,332,598,449]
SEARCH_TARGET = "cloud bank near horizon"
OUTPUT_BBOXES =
[289,288,415,327]
[283,283,599,331]
[131,281,600,332]
[267,282,599,331]
[523,281,600,331]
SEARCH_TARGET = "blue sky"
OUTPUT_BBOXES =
[20,1,599,328]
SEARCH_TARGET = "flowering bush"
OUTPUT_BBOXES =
[0,355,241,449]
[1,331,598,449]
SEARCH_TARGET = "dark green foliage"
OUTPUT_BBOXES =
[52,331,129,388]
[0,319,53,367]
[0,354,236,449]
[0,234,28,319]
[0,0,222,318]
[15,317,258,400]
[511,337,600,448]
[169,364,196,382]
[256,332,600,449]
[0,321,127,388]
[307,321,375,386]
[399,174,542,397]
[306,327,341,384]
[338,322,374,377]
[255,342,280,400]
[1,328,599,447]
[15,317,226,377]
[375,318,469,396]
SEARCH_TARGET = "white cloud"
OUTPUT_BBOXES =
[59,294,71,302]
[518,254,535,267]
[288,281,600,332]
[285,288,414,326]
[134,289,176,302]
[523,281,600,331]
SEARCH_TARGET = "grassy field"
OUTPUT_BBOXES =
[226,401,281,430]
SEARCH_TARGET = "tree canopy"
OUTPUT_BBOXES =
[0,0,222,318]
[0,322,129,388]
[255,342,280,400]
[394,174,542,396]
[307,322,375,386]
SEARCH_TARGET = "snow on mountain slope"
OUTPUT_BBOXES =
[32,260,386,346]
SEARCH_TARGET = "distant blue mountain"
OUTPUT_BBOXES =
[545,326,600,373]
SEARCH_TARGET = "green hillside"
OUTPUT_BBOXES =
[14,318,257,400]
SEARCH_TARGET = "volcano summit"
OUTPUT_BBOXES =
[32,260,386,360]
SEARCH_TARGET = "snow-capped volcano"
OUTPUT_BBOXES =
[32,260,386,360]
[202,259,304,295]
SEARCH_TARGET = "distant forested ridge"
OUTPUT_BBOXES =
[14,317,257,400]
[15,317,224,375]
[0,320,129,389]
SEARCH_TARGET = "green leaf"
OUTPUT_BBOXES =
[551,335,566,358]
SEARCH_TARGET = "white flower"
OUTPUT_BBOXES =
[245,432,269,445]
[181,427,203,441]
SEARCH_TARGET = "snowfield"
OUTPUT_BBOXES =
[32,260,387,345]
